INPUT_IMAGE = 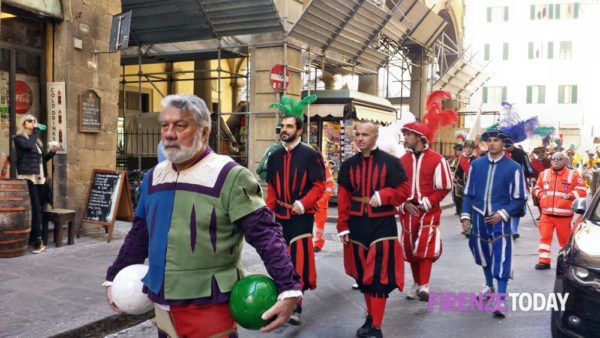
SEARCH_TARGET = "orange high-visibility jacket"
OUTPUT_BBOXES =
[317,165,334,209]
[533,167,588,217]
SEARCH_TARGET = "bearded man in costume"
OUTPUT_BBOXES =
[337,120,410,338]
[399,91,455,302]
[266,114,325,325]
[105,95,301,337]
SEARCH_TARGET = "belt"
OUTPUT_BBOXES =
[276,199,294,209]
[351,196,370,204]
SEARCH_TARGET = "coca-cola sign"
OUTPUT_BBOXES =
[15,80,33,114]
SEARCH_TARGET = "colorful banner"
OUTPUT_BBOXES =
[47,82,67,153]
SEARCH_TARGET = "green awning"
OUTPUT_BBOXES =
[3,0,63,20]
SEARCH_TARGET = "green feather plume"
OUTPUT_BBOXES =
[270,94,318,120]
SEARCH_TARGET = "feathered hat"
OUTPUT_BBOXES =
[484,101,541,146]
[269,94,318,120]
[401,90,458,142]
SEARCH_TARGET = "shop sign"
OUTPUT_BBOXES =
[79,89,101,133]
[270,64,290,92]
[15,80,33,114]
[47,82,67,153]
[3,0,63,20]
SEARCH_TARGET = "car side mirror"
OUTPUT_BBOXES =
[571,198,587,215]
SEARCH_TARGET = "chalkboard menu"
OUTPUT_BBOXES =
[79,89,101,132]
[82,169,133,242]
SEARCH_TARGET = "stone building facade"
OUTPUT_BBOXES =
[1,0,121,216]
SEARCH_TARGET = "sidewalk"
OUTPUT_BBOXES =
[0,196,454,338]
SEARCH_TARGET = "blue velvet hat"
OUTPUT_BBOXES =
[481,129,512,144]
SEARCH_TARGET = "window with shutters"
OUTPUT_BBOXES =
[530,3,580,21]
[487,6,509,23]
[484,43,509,61]
[483,86,507,104]
[558,85,578,104]
[526,85,546,104]
[559,41,572,60]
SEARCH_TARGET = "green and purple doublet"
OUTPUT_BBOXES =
[138,150,265,300]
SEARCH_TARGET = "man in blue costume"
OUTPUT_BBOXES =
[460,129,527,318]
[104,94,301,337]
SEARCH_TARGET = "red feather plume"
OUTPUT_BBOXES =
[421,90,457,141]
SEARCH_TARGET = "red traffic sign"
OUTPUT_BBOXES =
[270,64,290,92]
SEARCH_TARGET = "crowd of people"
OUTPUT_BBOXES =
[101,93,594,338]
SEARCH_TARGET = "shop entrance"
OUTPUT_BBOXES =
[0,17,45,178]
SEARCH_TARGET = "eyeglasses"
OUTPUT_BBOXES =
[25,119,36,123]
[551,157,565,162]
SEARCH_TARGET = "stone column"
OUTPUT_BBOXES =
[193,59,213,109]
[50,0,121,216]
[248,45,302,176]
[320,70,336,90]
[408,46,430,120]
[358,74,378,96]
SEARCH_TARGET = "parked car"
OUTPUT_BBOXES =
[552,190,600,337]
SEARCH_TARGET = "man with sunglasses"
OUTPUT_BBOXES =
[532,152,588,270]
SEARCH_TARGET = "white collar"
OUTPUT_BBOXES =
[487,153,504,163]
[282,137,301,151]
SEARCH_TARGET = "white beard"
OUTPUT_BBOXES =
[163,132,202,164]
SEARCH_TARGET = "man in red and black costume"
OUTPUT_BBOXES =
[266,114,325,325]
[454,140,477,236]
[399,90,456,302]
[337,121,410,338]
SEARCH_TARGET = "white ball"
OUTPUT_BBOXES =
[111,264,153,315]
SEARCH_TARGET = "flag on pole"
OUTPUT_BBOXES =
[467,109,482,141]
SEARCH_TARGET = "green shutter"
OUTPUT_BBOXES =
[528,42,533,59]
[504,7,509,21]
[503,43,509,60]
[487,7,492,22]
[572,85,578,103]
[548,41,554,59]
[555,4,560,19]
[559,86,565,104]
[502,87,507,101]
[482,87,488,103]
[526,86,532,104]
[484,43,490,61]
[540,86,546,104]
[574,3,579,18]
[530,5,535,20]
[549,4,554,19]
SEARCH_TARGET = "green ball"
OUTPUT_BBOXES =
[229,274,278,330]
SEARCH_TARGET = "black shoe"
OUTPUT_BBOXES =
[512,233,520,240]
[366,326,383,338]
[535,263,551,270]
[314,247,322,253]
[288,304,302,325]
[356,315,372,337]
[288,311,301,325]
[492,309,506,319]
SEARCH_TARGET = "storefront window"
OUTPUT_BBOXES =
[0,16,44,178]
[0,48,10,177]
[321,121,342,181]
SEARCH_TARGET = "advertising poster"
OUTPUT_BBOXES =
[47,82,67,153]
